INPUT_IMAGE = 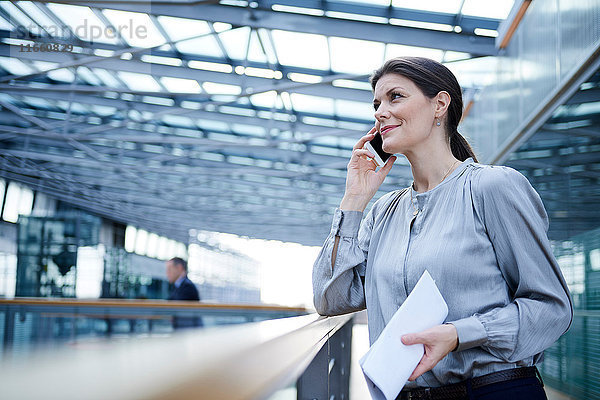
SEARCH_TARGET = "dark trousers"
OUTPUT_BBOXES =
[469,376,546,400]
[397,370,547,400]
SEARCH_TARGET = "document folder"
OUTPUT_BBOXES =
[359,270,448,400]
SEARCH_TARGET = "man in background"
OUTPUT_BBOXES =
[166,257,199,301]
[165,257,202,329]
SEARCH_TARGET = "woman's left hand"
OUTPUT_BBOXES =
[401,324,458,381]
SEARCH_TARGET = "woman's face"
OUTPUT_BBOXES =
[373,73,438,155]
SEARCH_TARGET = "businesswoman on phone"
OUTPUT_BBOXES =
[312,57,572,400]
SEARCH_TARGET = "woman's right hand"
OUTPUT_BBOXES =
[340,127,397,212]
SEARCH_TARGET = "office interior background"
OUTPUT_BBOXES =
[0,0,599,399]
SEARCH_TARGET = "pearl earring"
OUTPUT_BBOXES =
[436,119,441,126]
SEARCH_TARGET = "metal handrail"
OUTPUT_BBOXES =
[0,297,308,312]
[0,311,355,400]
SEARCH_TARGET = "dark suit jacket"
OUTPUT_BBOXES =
[168,277,200,301]
[168,277,202,329]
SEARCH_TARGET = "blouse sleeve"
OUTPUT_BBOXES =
[312,207,374,316]
[448,166,573,362]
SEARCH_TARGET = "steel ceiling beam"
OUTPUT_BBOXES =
[0,155,339,208]
[0,164,332,245]
[0,43,374,103]
[0,85,371,139]
[36,1,498,55]
[257,0,499,32]
[0,0,505,246]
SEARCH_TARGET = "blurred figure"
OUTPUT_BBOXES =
[166,257,199,301]
[165,257,202,329]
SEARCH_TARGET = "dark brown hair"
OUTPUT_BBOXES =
[169,257,187,272]
[370,57,478,162]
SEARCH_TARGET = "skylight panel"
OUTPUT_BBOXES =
[118,71,161,92]
[188,60,233,73]
[197,119,229,132]
[325,11,388,24]
[343,0,391,5]
[0,14,13,31]
[32,61,75,82]
[94,49,115,57]
[570,102,600,117]
[290,93,334,115]
[332,79,372,91]
[156,16,209,41]
[0,93,15,103]
[218,26,251,60]
[162,115,195,127]
[257,29,278,64]
[250,90,278,108]
[389,19,453,32]
[22,96,53,109]
[232,124,266,137]
[271,4,325,16]
[329,37,385,74]
[443,51,471,63]
[238,66,281,79]
[157,16,222,58]
[56,101,88,114]
[92,68,121,87]
[181,101,202,110]
[385,44,444,62]
[473,28,498,38]
[176,36,222,58]
[102,9,165,48]
[0,57,34,75]
[140,55,183,67]
[392,0,463,15]
[271,30,329,70]
[91,105,117,116]
[0,2,35,30]
[288,73,323,84]
[462,0,515,20]
[47,3,119,44]
[280,92,292,110]
[335,99,374,121]
[160,77,202,93]
[17,2,57,35]
[247,30,267,63]
[202,82,242,95]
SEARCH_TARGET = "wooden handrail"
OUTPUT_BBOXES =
[0,297,308,312]
[0,312,354,400]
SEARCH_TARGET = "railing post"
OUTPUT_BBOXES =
[297,317,353,400]
[3,307,15,354]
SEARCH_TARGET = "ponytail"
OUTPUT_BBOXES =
[450,131,478,162]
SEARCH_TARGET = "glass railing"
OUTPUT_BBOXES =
[0,298,355,400]
[0,298,308,360]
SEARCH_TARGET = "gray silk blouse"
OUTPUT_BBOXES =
[312,158,573,388]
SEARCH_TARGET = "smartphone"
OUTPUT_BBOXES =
[364,131,393,167]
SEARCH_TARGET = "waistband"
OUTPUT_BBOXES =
[397,366,543,400]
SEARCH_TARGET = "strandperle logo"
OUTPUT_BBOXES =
[10,19,148,43]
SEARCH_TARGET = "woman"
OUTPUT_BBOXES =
[312,57,572,400]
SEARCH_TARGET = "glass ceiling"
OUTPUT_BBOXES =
[0,0,516,245]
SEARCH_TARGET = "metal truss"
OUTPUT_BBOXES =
[0,0,502,245]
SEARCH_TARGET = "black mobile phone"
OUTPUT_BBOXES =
[364,131,393,167]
